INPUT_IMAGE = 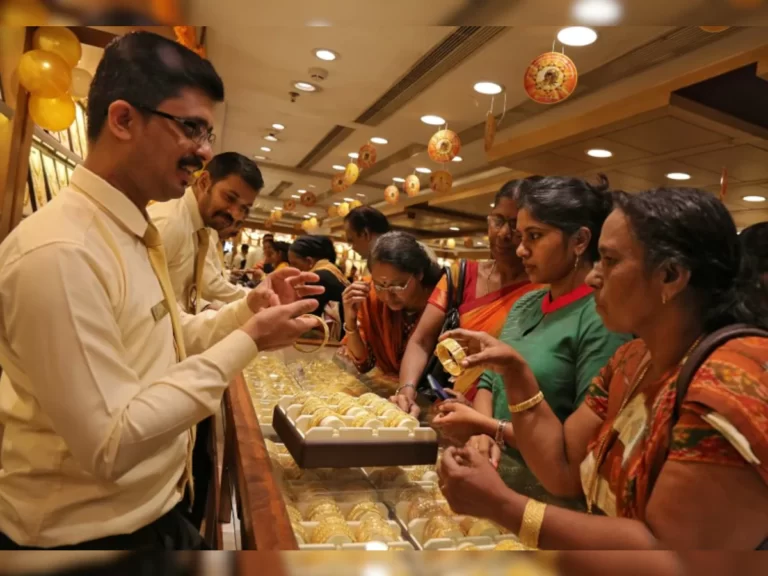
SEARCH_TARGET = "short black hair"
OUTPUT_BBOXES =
[87,31,224,142]
[290,235,337,263]
[241,244,250,252]
[615,188,768,331]
[205,152,264,193]
[272,241,290,263]
[344,206,390,236]
[517,175,612,263]
[739,223,768,290]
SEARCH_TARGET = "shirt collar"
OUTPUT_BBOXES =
[541,284,594,315]
[69,165,148,238]
[183,187,205,232]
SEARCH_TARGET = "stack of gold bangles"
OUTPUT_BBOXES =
[435,338,466,376]
[423,515,464,541]
[293,315,330,353]
[354,515,399,543]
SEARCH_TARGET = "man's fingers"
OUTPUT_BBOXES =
[287,271,321,286]
[282,298,320,318]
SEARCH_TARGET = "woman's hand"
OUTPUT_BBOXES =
[468,434,502,469]
[342,281,370,324]
[390,387,420,418]
[439,329,525,375]
[438,445,511,520]
[432,401,493,445]
[443,388,471,407]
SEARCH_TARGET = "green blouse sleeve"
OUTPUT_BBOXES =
[476,368,496,392]
[574,304,632,405]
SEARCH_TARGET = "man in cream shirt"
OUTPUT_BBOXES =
[148,152,262,313]
[0,32,322,550]
[204,222,249,309]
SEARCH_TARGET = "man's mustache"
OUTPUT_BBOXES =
[178,156,204,172]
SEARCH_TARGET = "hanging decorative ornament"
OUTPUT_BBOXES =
[272,208,283,221]
[384,184,400,205]
[301,219,312,231]
[428,129,461,163]
[484,112,497,152]
[430,170,453,194]
[301,191,317,207]
[17,50,72,97]
[29,94,76,131]
[446,238,456,249]
[33,27,82,69]
[463,237,474,248]
[308,217,319,230]
[699,26,731,33]
[350,199,363,209]
[331,173,348,194]
[358,143,377,169]
[338,202,351,217]
[404,174,421,197]
[294,222,303,232]
[283,198,296,211]
[69,67,92,100]
[524,52,578,105]
[720,167,728,202]
[327,205,339,218]
[344,162,360,186]
[264,218,275,230]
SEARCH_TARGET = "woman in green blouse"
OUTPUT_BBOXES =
[433,175,630,505]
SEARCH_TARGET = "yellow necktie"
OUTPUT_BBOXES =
[143,222,195,503]
[192,228,210,314]
[216,240,226,270]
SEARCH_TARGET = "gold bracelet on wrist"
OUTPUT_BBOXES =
[508,390,544,414]
[518,498,546,549]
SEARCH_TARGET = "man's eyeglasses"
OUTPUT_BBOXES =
[373,276,412,294]
[487,215,517,231]
[132,104,216,146]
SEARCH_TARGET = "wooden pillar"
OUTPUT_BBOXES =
[0,27,34,242]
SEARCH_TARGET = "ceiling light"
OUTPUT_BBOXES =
[666,172,691,181]
[743,195,766,203]
[333,202,341,206]
[392,177,405,183]
[348,152,359,159]
[557,26,598,46]
[572,0,622,25]
[260,147,271,152]
[416,167,432,174]
[253,155,266,160]
[272,123,285,131]
[294,81,317,92]
[315,49,337,61]
[449,226,460,231]
[308,212,317,216]
[420,115,445,126]
[490,203,495,208]
[452,156,463,162]
[344,197,354,202]
[473,82,503,95]
[332,164,345,171]
[264,135,278,142]
[309,184,316,188]
[297,189,307,194]
[356,193,366,197]
[291,195,300,199]
[587,149,612,158]
[371,137,388,145]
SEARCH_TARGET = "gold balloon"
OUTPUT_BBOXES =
[29,94,76,131]
[272,209,283,221]
[338,202,350,217]
[344,163,359,186]
[446,238,456,249]
[327,205,339,218]
[350,200,363,209]
[70,67,92,100]
[33,27,82,68]
[18,50,72,97]
[0,1,50,25]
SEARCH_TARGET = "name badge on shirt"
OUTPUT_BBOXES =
[151,299,169,322]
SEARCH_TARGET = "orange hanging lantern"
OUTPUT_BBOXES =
[384,185,399,205]
[331,174,348,194]
[301,191,317,207]
[404,175,421,197]
[358,143,377,169]
[428,129,461,163]
[430,170,453,194]
[283,199,296,211]
[264,218,275,230]
[463,237,474,248]
[524,52,578,105]
[344,162,360,186]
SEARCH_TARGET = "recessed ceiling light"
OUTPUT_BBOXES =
[291,195,300,199]
[344,197,354,202]
[348,152,359,159]
[416,167,432,174]
[332,164,345,171]
[309,184,316,188]
[260,147,271,152]
[264,135,278,142]
[371,137,388,145]
[572,0,622,25]
[587,149,612,158]
[356,193,366,197]
[297,189,307,194]
[490,203,495,208]
[557,26,598,47]
[743,195,766,203]
[272,123,285,131]
[308,212,317,216]
[666,172,691,181]
[452,156,463,162]
[333,202,341,206]
[314,49,337,61]
[253,155,266,160]
[392,177,406,183]
[420,115,445,126]
[294,81,317,92]
[449,226,460,231]
[473,82,503,95]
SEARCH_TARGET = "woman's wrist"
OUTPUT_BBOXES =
[501,362,542,406]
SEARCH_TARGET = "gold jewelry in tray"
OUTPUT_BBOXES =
[435,338,466,376]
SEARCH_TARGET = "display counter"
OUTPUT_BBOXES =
[214,342,528,551]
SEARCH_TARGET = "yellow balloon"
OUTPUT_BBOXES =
[33,27,82,68]
[18,50,72,97]
[0,1,50,25]
[29,94,76,132]
[70,67,93,100]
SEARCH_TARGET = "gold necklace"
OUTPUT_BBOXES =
[586,334,704,514]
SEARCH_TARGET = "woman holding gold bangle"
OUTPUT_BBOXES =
[436,188,768,549]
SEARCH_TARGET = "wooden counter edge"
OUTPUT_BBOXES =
[223,373,299,550]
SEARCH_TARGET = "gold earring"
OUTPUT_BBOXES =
[574,254,581,271]
[662,294,667,305]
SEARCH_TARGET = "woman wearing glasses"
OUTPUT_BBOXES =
[394,177,544,416]
[432,176,629,504]
[342,231,443,378]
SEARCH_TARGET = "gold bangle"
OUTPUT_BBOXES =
[518,498,546,549]
[293,315,330,353]
[508,390,544,414]
[435,338,466,376]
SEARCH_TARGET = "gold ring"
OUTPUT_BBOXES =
[293,315,330,353]
[435,338,466,376]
